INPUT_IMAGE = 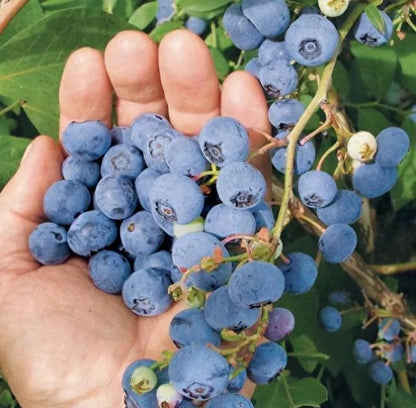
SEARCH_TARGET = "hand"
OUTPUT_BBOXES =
[0,30,271,408]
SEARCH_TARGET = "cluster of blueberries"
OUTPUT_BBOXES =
[353,317,416,385]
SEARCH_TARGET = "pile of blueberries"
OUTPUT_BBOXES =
[26,0,412,406]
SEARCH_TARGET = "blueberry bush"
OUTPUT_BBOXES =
[0,0,416,407]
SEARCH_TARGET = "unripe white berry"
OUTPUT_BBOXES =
[318,0,349,17]
[130,366,158,395]
[351,159,364,171]
[156,383,183,408]
[348,131,377,162]
[173,216,205,238]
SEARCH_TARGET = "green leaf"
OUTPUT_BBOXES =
[0,0,43,48]
[41,0,103,12]
[390,116,416,210]
[0,136,31,189]
[350,42,397,100]
[357,108,391,136]
[129,2,157,30]
[0,8,134,137]
[103,0,141,19]
[365,4,386,35]
[388,386,416,408]
[253,372,328,408]
[209,48,230,81]
[150,21,183,43]
[205,26,234,50]
[290,335,321,373]
[333,61,350,100]
[177,0,232,18]
[393,33,416,94]
[0,389,15,405]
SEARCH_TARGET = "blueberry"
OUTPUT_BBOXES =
[258,40,290,65]
[122,267,172,316]
[100,144,144,179]
[203,286,260,332]
[228,261,285,308]
[352,162,398,198]
[135,168,163,212]
[120,211,165,257]
[383,343,404,363]
[279,252,318,294]
[375,127,410,167]
[319,224,357,263]
[143,128,182,173]
[169,308,221,348]
[171,232,232,291]
[250,201,275,231]
[67,210,117,256]
[353,339,374,364]
[223,3,264,51]
[317,190,362,225]
[268,99,305,131]
[185,16,207,35]
[247,342,287,384]
[217,162,266,210]
[245,58,262,79]
[378,318,401,341]
[354,11,393,47]
[198,117,249,168]
[130,113,172,151]
[168,345,230,401]
[165,136,209,177]
[110,126,132,146]
[149,173,204,224]
[88,250,131,294]
[62,120,111,161]
[272,141,316,175]
[264,308,295,341]
[134,250,172,275]
[319,306,342,332]
[227,365,247,393]
[29,222,70,265]
[156,0,175,23]
[297,170,337,209]
[204,203,256,238]
[259,59,298,97]
[241,0,290,38]
[94,175,138,220]
[62,157,100,188]
[285,14,339,67]
[368,360,393,384]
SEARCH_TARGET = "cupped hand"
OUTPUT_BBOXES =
[0,30,271,408]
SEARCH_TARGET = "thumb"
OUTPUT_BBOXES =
[0,136,63,269]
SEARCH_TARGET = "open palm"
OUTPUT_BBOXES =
[0,30,271,408]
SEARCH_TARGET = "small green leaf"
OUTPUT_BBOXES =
[129,2,157,30]
[150,21,183,43]
[0,389,15,405]
[41,0,102,12]
[290,334,321,373]
[357,108,390,136]
[387,386,416,408]
[209,48,230,81]
[177,0,232,18]
[365,4,386,35]
[0,136,31,189]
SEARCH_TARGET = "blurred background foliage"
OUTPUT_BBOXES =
[0,1,415,407]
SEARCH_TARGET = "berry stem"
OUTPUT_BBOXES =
[270,2,368,245]
[316,141,340,171]
[281,371,296,408]
[371,260,416,275]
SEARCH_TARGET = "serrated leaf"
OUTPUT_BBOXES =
[129,2,157,30]
[209,47,230,81]
[350,41,397,100]
[0,8,134,137]
[0,136,31,189]
[150,21,183,43]
[0,0,43,48]
[390,116,416,210]
[253,372,328,408]
[365,4,386,35]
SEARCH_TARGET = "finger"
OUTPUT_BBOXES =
[159,30,220,135]
[221,71,272,199]
[59,47,113,136]
[0,136,63,273]
[104,31,167,126]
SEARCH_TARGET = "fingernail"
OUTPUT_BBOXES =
[21,141,33,164]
